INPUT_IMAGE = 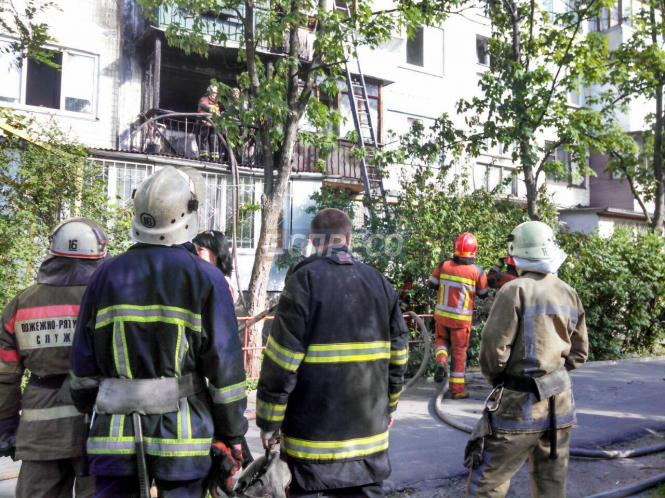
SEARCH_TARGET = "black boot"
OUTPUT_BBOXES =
[434,363,447,383]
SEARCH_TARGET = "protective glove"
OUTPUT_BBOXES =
[261,429,280,451]
[463,410,492,470]
[207,441,244,498]
[0,446,16,460]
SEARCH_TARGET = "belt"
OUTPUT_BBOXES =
[28,373,68,390]
[493,374,559,460]
[493,375,537,393]
[177,373,207,398]
[95,373,207,415]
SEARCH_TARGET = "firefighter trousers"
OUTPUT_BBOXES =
[93,475,205,498]
[16,457,93,498]
[289,480,384,497]
[199,125,219,160]
[466,427,572,498]
[435,322,471,394]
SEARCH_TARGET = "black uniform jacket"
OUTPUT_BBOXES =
[256,246,409,491]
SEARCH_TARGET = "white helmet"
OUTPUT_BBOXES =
[207,85,218,95]
[508,221,558,260]
[131,166,204,246]
[50,217,108,259]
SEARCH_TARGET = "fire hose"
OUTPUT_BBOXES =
[402,312,431,392]
[434,386,665,496]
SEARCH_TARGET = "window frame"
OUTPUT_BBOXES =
[475,162,517,195]
[339,81,382,142]
[545,144,587,189]
[405,26,425,68]
[476,35,490,67]
[588,0,623,32]
[0,37,100,120]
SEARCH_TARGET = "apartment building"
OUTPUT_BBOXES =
[0,0,644,292]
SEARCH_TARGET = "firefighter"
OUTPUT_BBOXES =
[487,253,518,290]
[69,166,248,497]
[256,208,409,497]
[198,84,221,161]
[466,221,588,497]
[0,217,108,498]
[428,232,489,399]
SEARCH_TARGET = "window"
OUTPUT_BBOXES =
[339,82,380,142]
[62,54,96,113]
[476,36,489,66]
[25,51,63,109]
[474,163,516,195]
[0,46,21,103]
[546,145,586,187]
[406,26,425,67]
[99,160,261,249]
[589,0,622,32]
[0,41,98,116]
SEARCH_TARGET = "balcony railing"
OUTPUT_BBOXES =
[125,110,380,182]
[155,5,313,59]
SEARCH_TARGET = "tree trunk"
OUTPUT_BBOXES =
[245,118,300,377]
[651,83,664,233]
[649,4,664,233]
[524,166,540,221]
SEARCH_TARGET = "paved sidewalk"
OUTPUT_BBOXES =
[1,358,664,497]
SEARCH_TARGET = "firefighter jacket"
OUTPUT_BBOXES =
[429,258,489,329]
[69,243,248,480]
[256,246,409,491]
[487,264,518,290]
[479,272,588,433]
[0,255,105,461]
[198,95,220,122]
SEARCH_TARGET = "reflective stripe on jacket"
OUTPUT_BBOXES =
[70,243,248,480]
[0,257,103,460]
[256,246,408,491]
[430,259,488,327]
[479,272,588,433]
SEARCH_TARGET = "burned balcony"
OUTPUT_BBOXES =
[126,109,380,183]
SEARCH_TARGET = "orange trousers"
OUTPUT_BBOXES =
[435,321,471,394]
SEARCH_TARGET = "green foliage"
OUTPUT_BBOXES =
[0,110,131,307]
[0,0,61,67]
[558,228,665,359]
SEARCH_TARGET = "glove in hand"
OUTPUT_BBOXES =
[208,441,244,497]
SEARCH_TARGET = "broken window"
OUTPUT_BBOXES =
[26,51,63,109]
[0,42,97,115]
[407,26,425,67]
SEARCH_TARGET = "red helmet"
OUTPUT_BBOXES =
[505,253,516,266]
[454,232,478,258]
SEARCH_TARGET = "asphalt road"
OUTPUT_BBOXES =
[1,357,664,497]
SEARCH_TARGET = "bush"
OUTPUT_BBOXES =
[558,228,665,359]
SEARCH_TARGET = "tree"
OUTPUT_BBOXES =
[139,0,449,373]
[0,110,131,305]
[425,0,621,220]
[0,0,60,66]
[601,0,665,232]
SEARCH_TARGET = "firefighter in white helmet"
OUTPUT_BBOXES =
[466,221,588,497]
[70,166,248,497]
[0,218,108,498]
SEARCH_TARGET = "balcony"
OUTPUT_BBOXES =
[126,109,380,183]
[154,5,313,59]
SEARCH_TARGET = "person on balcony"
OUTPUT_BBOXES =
[198,85,221,161]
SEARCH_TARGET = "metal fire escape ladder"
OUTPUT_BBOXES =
[334,0,389,217]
